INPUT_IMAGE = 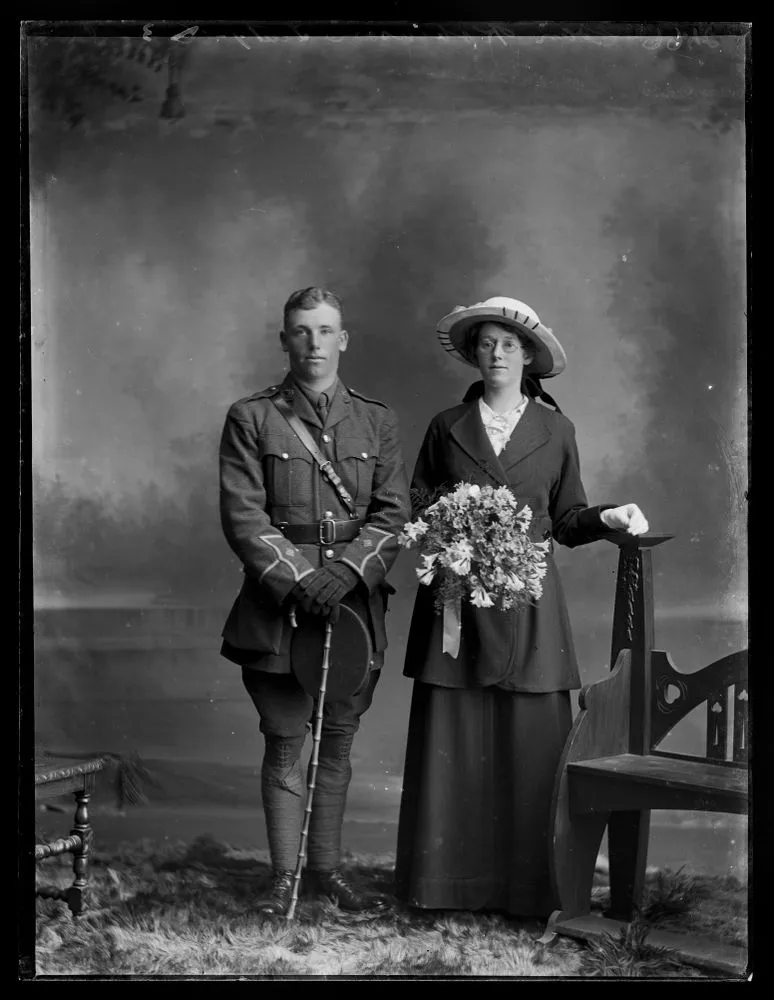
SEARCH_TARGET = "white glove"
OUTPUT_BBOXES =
[600,503,649,536]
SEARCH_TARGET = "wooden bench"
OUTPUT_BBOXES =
[35,755,107,918]
[543,534,749,976]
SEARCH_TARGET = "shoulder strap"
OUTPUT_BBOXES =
[346,385,389,408]
[272,396,360,518]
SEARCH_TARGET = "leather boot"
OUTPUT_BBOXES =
[257,869,296,917]
[306,867,389,914]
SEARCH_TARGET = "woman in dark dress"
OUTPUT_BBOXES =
[394,296,648,920]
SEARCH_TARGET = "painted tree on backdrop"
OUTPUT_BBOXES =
[27,35,190,128]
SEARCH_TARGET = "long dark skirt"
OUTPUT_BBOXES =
[394,682,572,918]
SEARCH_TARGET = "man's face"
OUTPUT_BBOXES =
[280,303,349,383]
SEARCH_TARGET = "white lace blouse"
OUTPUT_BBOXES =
[478,395,529,456]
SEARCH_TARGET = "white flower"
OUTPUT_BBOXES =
[401,518,429,543]
[470,584,495,608]
[416,551,440,585]
[444,539,474,576]
[452,483,481,503]
[494,486,517,506]
[506,572,525,592]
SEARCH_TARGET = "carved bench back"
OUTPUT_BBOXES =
[650,649,749,765]
[609,536,748,765]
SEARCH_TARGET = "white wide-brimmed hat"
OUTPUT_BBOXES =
[437,296,567,378]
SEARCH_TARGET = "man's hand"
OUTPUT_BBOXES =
[600,503,649,536]
[290,569,328,615]
[313,563,359,613]
[289,564,359,616]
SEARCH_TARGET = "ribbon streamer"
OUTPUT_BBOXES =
[442,596,462,659]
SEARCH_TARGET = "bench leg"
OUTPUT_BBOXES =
[66,788,93,918]
[606,810,650,921]
[536,908,562,947]
[551,811,609,920]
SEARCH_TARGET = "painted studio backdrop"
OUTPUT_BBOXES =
[28,33,747,873]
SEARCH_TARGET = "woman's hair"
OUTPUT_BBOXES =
[283,287,343,328]
[463,323,532,364]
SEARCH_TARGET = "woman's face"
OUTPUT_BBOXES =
[474,322,534,390]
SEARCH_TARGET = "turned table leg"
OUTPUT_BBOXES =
[67,788,93,918]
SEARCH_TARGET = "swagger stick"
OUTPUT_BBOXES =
[285,617,334,921]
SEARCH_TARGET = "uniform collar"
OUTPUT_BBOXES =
[280,373,350,429]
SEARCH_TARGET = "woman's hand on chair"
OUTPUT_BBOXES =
[601,503,649,535]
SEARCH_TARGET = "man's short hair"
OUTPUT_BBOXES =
[283,287,343,329]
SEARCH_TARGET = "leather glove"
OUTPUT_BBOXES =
[289,564,359,617]
[312,563,359,613]
[289,569,331,616]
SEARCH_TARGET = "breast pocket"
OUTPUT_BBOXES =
[261,435,314,508]
[335,437,378,505]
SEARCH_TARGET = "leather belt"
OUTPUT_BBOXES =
[274,518,366,545]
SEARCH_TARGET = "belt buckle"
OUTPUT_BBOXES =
[319,518,336,545]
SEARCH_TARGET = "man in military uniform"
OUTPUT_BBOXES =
[219,287,410,915]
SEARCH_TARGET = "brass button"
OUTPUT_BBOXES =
[361,451,368,459]
[281,452,289,460]
[322,433,330,443]
[324,549,335,559]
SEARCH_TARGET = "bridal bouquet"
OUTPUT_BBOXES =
[398,483,550,657]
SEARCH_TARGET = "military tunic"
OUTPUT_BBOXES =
[219,373,410,671]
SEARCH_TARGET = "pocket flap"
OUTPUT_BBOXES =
[335,437,378,462]
[261,435,313,463]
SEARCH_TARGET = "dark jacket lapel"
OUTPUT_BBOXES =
[449,400,507,485]
[498,399,551,473]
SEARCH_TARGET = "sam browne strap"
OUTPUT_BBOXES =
[272,395,360,519]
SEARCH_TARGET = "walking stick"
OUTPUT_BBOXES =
[285,612,335,921]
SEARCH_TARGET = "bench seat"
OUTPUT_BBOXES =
[568,753,748,815]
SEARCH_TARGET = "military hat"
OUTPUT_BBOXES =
[290,595,373,700]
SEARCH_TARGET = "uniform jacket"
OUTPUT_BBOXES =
[219,373,410,667]
[403,395,619,692]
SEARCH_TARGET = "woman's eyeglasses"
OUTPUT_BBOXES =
[477,339,524,354]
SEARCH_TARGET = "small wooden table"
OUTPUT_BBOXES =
[35,756,107,918]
